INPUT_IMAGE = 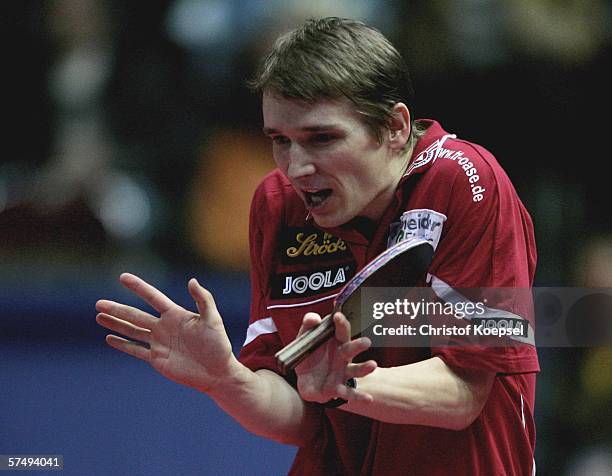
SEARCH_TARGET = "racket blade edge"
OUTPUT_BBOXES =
[337,239,434,337]
[275,314,335,373]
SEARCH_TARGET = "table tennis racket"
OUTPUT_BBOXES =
[275,237,434,374]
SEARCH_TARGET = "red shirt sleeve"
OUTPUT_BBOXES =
[413,140,539,374]
[237,178,284,373]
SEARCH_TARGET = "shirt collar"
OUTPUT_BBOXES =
[399,119,454,184]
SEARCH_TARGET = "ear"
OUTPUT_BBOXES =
[387,103,411,151]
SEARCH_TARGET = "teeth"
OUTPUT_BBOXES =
[310,194,325,206]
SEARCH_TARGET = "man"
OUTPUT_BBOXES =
[96,17,538,475]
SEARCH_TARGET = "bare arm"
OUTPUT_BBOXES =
[206,365,324,446]
[96,273,323,446]
[296,312,494,430]
[342,357,494,430]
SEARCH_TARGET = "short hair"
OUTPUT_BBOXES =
[250,17,416,142]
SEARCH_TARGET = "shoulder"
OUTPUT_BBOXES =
[407,121,504,205]
[405,135,501,225]
[396,131,519,249]
[426,136,500,206]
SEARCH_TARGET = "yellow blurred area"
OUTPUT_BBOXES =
[188,130,276,271]
[581,347,612,401]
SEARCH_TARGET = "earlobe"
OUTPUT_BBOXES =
[388,125,410,151]
[388,102,411,150]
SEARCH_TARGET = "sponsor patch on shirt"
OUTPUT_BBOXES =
[405,134,456,176]
[271,263,356,299]
[281,226,351,264]
[436,148,487,203]
[388,209,447,250]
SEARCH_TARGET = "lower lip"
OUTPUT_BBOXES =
[308,195,333,215]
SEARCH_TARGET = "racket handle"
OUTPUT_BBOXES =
[275,314,335,374]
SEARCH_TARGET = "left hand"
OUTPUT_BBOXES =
[95,273,237,393]
[295,312,377,405]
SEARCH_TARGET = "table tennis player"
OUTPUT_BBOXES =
[96,17,538,475]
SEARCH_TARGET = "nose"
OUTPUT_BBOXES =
[286,144,316,180]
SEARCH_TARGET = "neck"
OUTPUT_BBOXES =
[401,131,419,175]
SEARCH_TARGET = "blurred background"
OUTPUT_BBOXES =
[1,0,611,474]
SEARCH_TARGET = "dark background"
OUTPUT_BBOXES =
[2,1,611,474]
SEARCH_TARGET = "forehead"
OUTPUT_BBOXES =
[262,92,363,131]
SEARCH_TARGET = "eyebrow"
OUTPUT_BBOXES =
[262,125,341,135]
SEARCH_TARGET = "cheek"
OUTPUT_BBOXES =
[343,161,377,187]
[273,153,288,173]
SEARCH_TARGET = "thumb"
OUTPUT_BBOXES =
[188,278,218,317]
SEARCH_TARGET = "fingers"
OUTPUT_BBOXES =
[105,335,151,362]
[338,336,372,362]
[335,379,375,404]
[335,334,376,403]
[95,300,157,329]
[334,360,377,404]
[296,312,323,337]
[96,313,152,344]
[346,360,378,380]
[333,312,352,343]
[119,273,176,314]
[188,278,218,318]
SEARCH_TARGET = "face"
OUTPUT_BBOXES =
[262,93,407,228]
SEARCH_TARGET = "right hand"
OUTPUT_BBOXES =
[295,312,377,405]
[96,273,236,393]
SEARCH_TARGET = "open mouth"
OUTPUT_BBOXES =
[304,189,332,209]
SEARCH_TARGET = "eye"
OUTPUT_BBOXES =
[271,135,290,146]
[310,133,337,144]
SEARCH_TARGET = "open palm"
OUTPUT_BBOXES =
[96,273,235,392]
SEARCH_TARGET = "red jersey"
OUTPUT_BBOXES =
[239,120,538,475]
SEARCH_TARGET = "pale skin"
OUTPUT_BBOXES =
[262,92,413,227]
[96,273,326,446]
[297,313,494,430]
[96,96,495,445]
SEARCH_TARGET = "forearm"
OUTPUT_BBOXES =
[206,361,323,446]
[343,357,494,430]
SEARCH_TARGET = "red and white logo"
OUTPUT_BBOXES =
[405,134,456,176]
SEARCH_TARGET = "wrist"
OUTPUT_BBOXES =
[200,356,250,397]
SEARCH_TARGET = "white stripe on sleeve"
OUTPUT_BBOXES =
[430,275,536,346]
[242,317,278,347]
